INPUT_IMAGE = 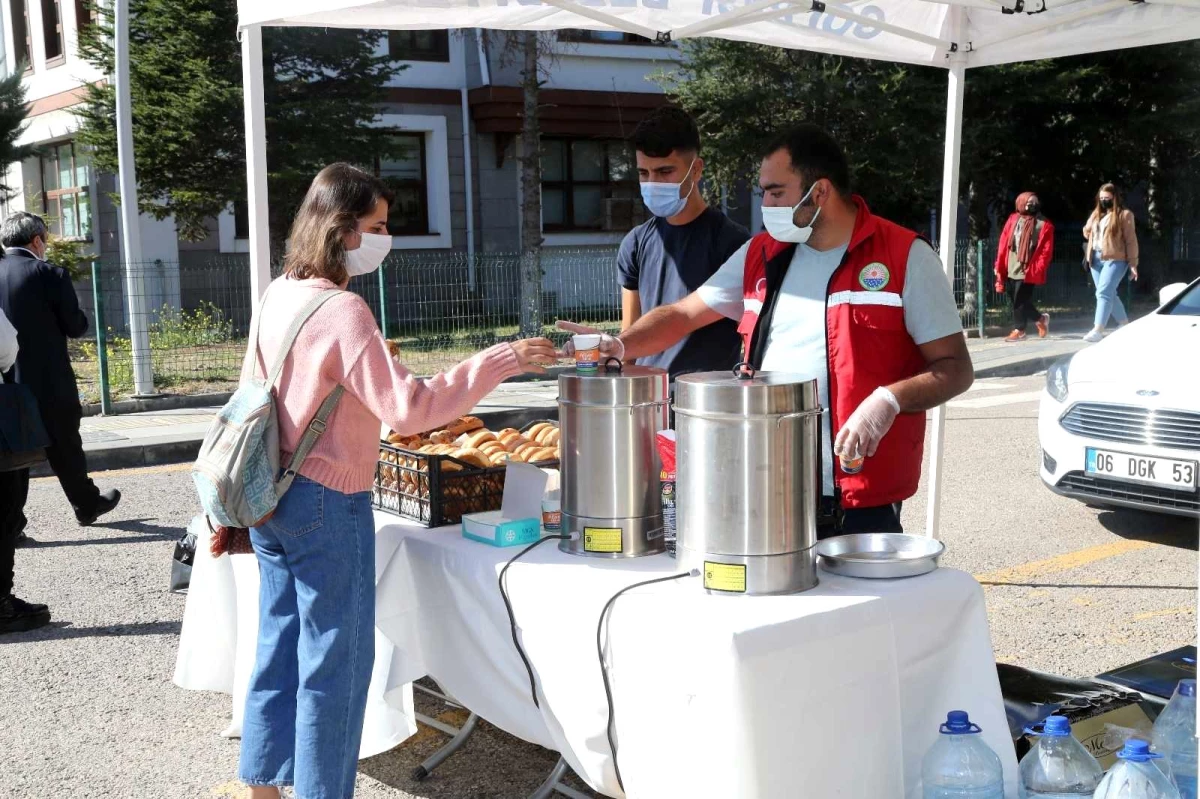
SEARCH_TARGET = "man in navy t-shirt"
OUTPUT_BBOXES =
[618,108,749,380]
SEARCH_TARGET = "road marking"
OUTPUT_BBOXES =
[948,390,1044,409]
[964,381,1017,393]
[1133,607,1195,622]
[974,540,1154,585]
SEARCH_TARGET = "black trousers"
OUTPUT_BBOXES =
[817,500,904,540]
[0,468,28,596]
[1007,278,1042,332]
[11,409,101,536]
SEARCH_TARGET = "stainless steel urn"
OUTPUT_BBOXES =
[673,368,823,595]
[559,364,669,558]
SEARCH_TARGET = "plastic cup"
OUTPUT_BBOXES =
[541,494,562,533]
[839,450,864,474]
[573,334,602,373]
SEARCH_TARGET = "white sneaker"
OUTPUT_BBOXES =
[1082,330,1104,343]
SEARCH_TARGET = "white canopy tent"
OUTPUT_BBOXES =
[234,0,1200,544]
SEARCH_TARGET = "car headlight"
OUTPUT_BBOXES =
[1046,356,1071,402]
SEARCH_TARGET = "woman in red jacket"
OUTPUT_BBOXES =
[994,191,1054,342]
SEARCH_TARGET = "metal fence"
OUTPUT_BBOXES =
[73,233,1177,408]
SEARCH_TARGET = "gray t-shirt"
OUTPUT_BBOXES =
[697,238,962,495]
[618,208,749,380]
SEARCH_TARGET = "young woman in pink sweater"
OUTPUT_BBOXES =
[238,163,554,799]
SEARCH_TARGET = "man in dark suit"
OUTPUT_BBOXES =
[0,212,120,554]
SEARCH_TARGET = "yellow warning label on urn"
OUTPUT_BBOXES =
[583,527,623,553]
[703,562,747,593]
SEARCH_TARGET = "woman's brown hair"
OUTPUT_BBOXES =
[1090,182,1125,250]
[283,163,395,284]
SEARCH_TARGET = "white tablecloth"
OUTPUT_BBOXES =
[374,515,1019,798]
[173,517,417,759]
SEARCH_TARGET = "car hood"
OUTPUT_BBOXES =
[1068,314,1200,396]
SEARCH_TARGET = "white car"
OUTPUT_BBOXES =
[1039,277,1200,518]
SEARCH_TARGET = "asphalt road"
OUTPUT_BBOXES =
[0,373,1195,798]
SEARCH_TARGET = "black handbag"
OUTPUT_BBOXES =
[0,380,51,472]
[170,530,197,594]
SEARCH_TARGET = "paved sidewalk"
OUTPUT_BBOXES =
[70,326,1095,474]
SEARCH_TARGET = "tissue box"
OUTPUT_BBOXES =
[461,512,542,547]
[462,461,548,548]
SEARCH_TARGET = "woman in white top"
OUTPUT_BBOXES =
[0,308,15,372]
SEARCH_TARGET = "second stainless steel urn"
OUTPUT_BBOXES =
[674,367,823,595]
[559,363,669,558]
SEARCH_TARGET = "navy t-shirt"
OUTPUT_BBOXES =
[617,208,750,379]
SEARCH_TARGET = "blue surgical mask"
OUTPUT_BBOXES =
[639,160,697,219]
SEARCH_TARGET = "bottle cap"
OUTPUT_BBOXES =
[940,710,982,735]
[1116,739,1162,763]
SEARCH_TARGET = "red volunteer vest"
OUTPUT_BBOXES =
[738,197,928,509]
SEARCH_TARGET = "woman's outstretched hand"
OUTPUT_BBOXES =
[510,338,559,374]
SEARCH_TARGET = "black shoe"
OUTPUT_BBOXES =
[0,594,51,634]
[76,489,122,527]
[14,530,29,546]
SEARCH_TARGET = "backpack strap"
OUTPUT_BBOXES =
[276,384,344,496]
[265,290,344,389]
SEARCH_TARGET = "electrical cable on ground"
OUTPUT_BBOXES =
[498,534,571,709]
[597,569,699,793]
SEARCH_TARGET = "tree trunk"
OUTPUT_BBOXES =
[517,31,543,339]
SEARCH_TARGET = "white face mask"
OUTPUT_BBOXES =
[761,182,821,244]
[345,231,391,277]
[640,159,697,219]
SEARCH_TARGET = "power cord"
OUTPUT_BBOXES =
[597,569,700,793]
[498,534,571,709]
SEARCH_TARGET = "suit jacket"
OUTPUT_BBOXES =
[0,249,88,413]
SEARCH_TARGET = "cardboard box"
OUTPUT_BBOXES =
[462,462,547,548]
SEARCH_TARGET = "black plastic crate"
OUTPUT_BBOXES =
[373,420,558,527]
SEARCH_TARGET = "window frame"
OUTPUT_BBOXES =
[540,137,640,233]
[11,0,33,72]
[40,141,92,241]
[374,132,430,238]
[41,0,65,66]
[387,29,451,63]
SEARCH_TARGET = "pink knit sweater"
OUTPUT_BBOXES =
[241,276,522,494]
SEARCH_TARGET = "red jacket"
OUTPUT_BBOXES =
[738,197,927,509]
[994,214,1054,285]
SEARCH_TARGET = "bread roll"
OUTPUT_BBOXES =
[464,430,497,449]
[528,447,556,463]
[452,448,492,470]
[543,428,560,447]
[430,430,456,445]
[498,428,520,439]
[446,416,485,436]
[527,422,552,441]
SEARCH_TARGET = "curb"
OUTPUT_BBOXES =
[81,391,234,417]
[76,353,1066,473]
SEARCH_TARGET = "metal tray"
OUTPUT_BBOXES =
[815,533,945,579]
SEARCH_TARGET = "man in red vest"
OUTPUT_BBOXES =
[560,125,974,535]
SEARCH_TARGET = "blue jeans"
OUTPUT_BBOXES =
[1091,254,1129,329]
[238,476,375,798]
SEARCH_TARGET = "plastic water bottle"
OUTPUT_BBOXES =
[1019,715,1103,798]
[1093,739,1180,799]
[1152,680,1198,799]
[922,710,1005,798]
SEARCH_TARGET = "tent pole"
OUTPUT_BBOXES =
[242,25,272,302]
[926,9,967,541]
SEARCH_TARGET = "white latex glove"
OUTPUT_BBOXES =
[555,320,626,362]
[835,386,901,460]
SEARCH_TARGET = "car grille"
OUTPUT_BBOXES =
[1058,472,1200,514]
[1060,402,1200,451]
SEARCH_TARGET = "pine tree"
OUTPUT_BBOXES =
[0,69,37,200]
[75,0,402,246]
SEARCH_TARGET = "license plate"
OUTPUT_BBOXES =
[1085,448,1199,490]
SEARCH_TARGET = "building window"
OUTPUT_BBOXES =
[387,30,449,62]
[233,200,250,239]
[374,133,429,236]
[541,138,642,232]
[41,142,91,239]
[41,0,64,62]
[11,0,32,69]
[558,29,657,45]
[74,0,95,30]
